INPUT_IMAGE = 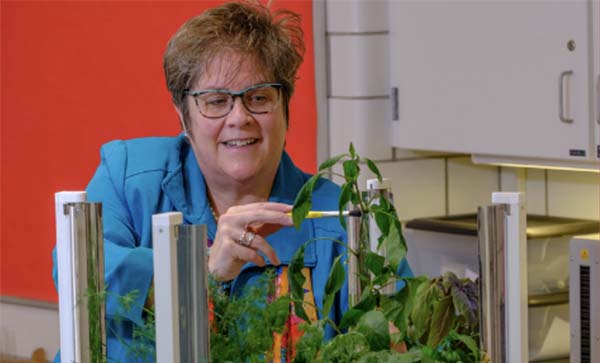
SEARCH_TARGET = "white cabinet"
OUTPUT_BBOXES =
[389,0,599,169]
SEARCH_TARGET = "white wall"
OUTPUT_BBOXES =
[321,0,600,222]
[0,297,58,361]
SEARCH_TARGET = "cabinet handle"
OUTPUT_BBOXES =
[391,87,399,121]
[559,70,573,124]
[528,291,569,307]
[596,74,600,124]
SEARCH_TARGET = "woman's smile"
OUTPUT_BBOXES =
[221,137,259,148]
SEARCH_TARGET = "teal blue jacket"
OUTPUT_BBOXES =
[52,134,412,362]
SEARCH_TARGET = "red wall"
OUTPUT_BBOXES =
[1,0,316,303]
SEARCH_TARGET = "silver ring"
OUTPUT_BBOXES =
[237,230,255,247]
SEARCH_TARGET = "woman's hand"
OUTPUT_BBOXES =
[208,202,294,281]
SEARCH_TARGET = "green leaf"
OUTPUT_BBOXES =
[373,210,391,238]
[339,308,365,330]
[379,193,391,210]
[373,269,395,288]
[419,348,439,363]
[451,281,478,327]
[294,322,325,363]
[449,330,480,356]
[350,185,361,206]
[365,251,385,276]
[292,174,320,229]
[426,295,456,348]
[264,295,292,335]
[358,270,372,287]
[357,350,421,363]
[356,310,390,351]
[342,159,359,183]
[355,287,378,312]
[411,281,443,343]
[381,222,406,272]
[441,271,460,293]
[338,183,353,229]
[318,153,346,171]
[409,283,431,342]
[349,142,356,159]
[407,324,420,344]
[318,331,370,363]
[380,298,402,328]
[340,289,377,329]
[392,276,429,333]
[365,158,382,182]
[322,255,346,317]
[288,243,310,321]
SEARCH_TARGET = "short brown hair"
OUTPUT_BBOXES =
[163,1,305,129]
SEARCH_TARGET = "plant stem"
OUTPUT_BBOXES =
[324,317,342,335]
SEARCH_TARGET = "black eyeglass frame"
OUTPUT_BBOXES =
[183,82,283,119]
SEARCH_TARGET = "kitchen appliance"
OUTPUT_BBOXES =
[404,213,599,362]
[569,237,600,363]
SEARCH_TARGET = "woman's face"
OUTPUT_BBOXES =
[182,53,287,187]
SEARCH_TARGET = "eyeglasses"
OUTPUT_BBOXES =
[184,83,283,119]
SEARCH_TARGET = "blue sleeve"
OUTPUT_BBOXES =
[395,257,414,290]
[52,142,153,327]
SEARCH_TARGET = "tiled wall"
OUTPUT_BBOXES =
[321,0,599,222]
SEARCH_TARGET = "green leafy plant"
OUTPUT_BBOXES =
[124,290,157,362]
[288,143,482,362]
[84,286,108,363]
[209,269,291,363]
[92,143,483,363]
[123,271,291,363]
[83,288,156,363]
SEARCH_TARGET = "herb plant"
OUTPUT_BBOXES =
[83,288,157,363]
[288,143,483,362]
[90,143,483,363]
[209,269,291,363]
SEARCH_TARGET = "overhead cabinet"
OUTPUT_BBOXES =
[389,0,599,170]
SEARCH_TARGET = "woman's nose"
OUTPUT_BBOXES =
[225,96,253,126]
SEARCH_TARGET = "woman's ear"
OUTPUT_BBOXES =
[173,105,188,136]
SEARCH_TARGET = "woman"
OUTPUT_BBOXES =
[53,1,411,362]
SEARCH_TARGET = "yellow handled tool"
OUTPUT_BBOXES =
[287,210,362,219]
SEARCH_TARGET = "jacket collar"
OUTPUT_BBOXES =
[161,138,316,266]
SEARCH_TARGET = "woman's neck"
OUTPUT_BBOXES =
[205,176,274,218]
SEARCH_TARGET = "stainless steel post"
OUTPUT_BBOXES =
[478,204,506,363]
[347,213,362,307]
[63,201,106,363]
[366,178,395,295]
[177,224,210,363]
[153,212,210,363]
[478,192,527,363]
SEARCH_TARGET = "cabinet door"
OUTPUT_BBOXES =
[594,0,600,161]
[389,0,591,161]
